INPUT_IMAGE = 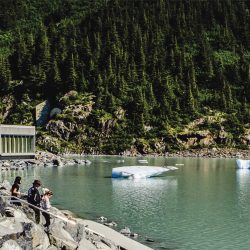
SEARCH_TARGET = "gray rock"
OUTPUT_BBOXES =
[73,159,91,165]
[30,223,50,250]
[52,158,63,167]
[5,207,15,217]
[77,238,99,250]
[49,221,78,250]
[0,198,6,216]
[1,162,10,168]
[46,245,59,250]
[120,227,131,235]
[0,181,11,192]
[0,239,22,250]
[0,217,23,236]
[64,222,85,243]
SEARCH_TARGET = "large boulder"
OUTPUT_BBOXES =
[49,221,78,250]
[0,218,23,237]
[0,239,22,250]
[30,223,50,250]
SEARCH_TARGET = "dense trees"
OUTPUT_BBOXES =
[0,0,249,147]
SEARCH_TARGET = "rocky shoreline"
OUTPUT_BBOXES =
[0,180,152,250]
[114,147,250,159]
[164,148,250,159]
[0,151,91,171]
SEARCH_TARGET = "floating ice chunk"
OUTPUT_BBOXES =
[236,159,250,169]
[111,166,175,178]
[138,159,148,164]
[117,159,125,163]
[166,166,178,170]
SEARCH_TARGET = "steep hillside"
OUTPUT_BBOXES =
[0,0,249,154]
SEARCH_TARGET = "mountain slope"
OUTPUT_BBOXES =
[0,0,249,154]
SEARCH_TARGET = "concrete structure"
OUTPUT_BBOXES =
[0,125,35,159]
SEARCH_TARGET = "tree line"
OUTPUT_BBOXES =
[0,0,249,142]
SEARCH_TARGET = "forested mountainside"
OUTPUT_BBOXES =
[0,0,249,154]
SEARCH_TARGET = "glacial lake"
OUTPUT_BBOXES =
[1,156,250,250]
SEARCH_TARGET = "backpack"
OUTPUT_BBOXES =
[27,187,41,205]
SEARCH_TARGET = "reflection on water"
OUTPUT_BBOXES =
[236,169,250,221]
[1,157,250,249]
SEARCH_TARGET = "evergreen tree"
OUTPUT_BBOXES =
[0,57,11,92]
[186,82,195,114]
[67,53,77,91]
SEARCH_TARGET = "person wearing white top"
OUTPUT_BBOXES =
[41,188,53,229]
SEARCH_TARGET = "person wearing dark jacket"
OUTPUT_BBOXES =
[27,180,41,224]
[10,176,22,206]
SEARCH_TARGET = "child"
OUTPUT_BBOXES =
[41,188,53,229]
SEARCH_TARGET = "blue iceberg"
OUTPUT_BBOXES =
[236,159,250,169]
[111,166,177,179]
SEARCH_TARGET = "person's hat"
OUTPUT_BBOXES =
[42,188,50,195]
[33,180,41,186]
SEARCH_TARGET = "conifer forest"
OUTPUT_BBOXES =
[0,0,249,154]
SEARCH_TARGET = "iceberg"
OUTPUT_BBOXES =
[236,159,250,169]
[111,166,177,179]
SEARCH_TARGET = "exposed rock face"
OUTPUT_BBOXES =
[41,91,94,152]
[64,104,93,121]
[177,130,215,149]
[240,128,250,145]
[46,120,74,141]
[170,114,249,151]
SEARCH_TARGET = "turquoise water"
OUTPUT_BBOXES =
[2,156,250,250]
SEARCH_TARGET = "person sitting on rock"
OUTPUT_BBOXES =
[10,176,22,206]
[41,188,53,230]
[27,180,42,224]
